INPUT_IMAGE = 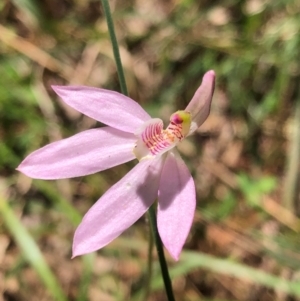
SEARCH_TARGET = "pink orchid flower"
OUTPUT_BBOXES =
[17,70,215,260]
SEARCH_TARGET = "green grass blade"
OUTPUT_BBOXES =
[33,180,95,301]
[0,195,68,301]
[151,251,300,298]
[34,180,82,226]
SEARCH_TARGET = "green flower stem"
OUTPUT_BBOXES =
[100,0,128,96]
[100,1,175,299]
[148,205,176,301]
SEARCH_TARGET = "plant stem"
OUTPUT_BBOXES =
[148,205,176,301]
[100,0,128,96]
[100,1,175,299]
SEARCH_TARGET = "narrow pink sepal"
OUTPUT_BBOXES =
[17,127,136,179]
[157,151,196,261]
[72,157,164,258]
[52,85,151,133]
[185,70,215,133]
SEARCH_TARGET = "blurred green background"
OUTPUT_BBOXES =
[1,0,300,300]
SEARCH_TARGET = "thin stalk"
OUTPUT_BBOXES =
[100,0,128,96]
[148,205,176,301]
[100,1,175,299]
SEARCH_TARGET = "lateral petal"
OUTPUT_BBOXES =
[52,85,151,133]
[17,127,136,179]
[157,151,196,260]
[72,157,164,257]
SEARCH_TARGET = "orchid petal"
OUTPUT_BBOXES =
[72,157,164,257]
[185,70,215,134]
[17,127,136,179]
[52,85,151,133]
[157,151,196,260]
